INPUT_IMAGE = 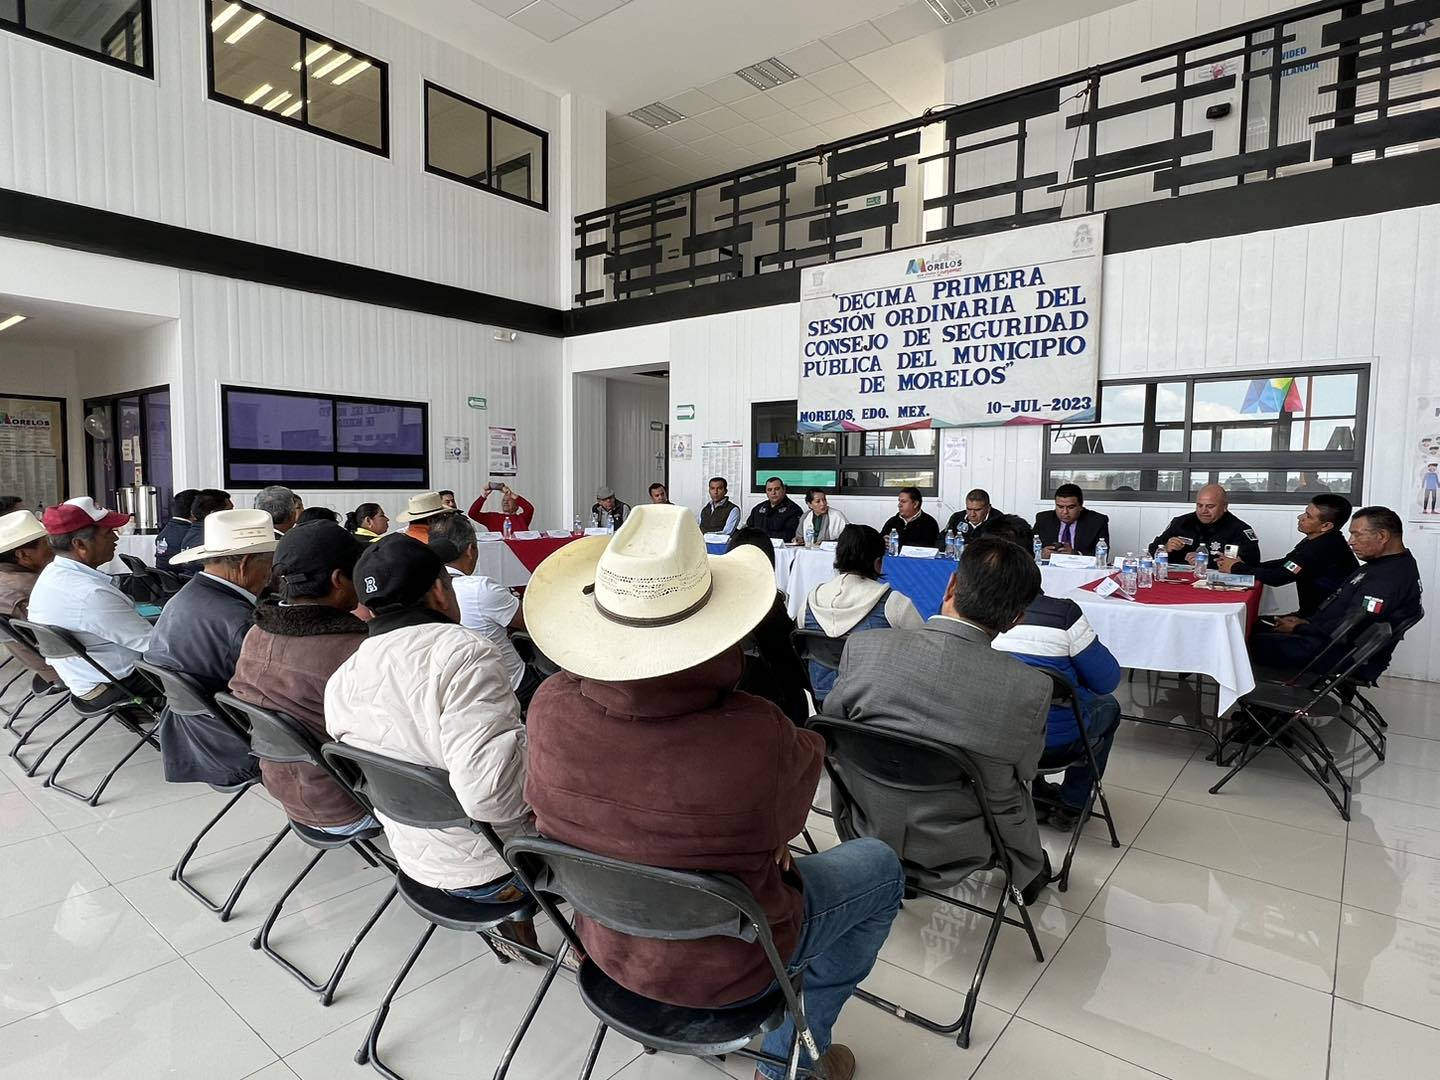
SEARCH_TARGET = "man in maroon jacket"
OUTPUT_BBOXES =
[523,505,902,1080]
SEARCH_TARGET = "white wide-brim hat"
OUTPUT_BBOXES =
[171,509,279,565]
[523,504,776,681]
[397,491,450,522]
[0,510,46,555]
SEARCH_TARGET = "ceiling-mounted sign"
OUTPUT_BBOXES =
[798,214,1105,431]
[676,403,695,421]
[467,396,488,410]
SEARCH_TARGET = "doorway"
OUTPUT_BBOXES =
[84,385,173,522]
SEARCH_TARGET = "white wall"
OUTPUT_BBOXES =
[604,378,668,509]
[563,203,1440,681]
[0,0,583,306]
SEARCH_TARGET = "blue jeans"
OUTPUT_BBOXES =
[1039,694,1121,810]
[443,873,530,905]
[314,813,381,837]
[757,837,904,1079]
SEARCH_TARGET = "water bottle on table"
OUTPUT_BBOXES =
[1193,544,1208,578]
[956,534,966,560]
[944,528,956,560]
[1032,535,1043,564]
[807,524,818,549]
[1094,538,1108,568]
[1120,555,1138,597]
[502,517,513,540]
[888,528,900,557]
[1154,550,1168,582]
[1138,553,1154,589]
[572,516,582,537]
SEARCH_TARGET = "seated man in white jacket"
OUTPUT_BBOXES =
[791,489,850,545]
[325,534,539,957]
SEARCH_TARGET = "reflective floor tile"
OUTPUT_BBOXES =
[604,1052,726,1079]
[1101,734,1199,797]
[0,790,58,848]
[1342,840,1440,930]
[1132,798,1345,900]
[1039,833,1129,915]
[973,1017,1166,1079]
[1165,758,1348,837]
[1081,784,1161,846]
[1019,919,1331,1080]
[1328,999,1440,1080]
[0,960,276,1080]
[15,755,207,830]
[1374,732,1440,773]
[1335,905,1440,1030]
[0,886,177,1027]
[0,834,108,919]
[241,1065,302,1080]
[1351,759,1440,810]
[1348,793,1440,860]
[1091,849,1340,991]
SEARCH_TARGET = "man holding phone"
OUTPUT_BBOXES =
[1148,484,1260,567]
[468,483,535,533]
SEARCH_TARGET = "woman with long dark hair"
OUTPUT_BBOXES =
[344,503,389,541]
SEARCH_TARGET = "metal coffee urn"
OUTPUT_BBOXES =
[114,484,160,534]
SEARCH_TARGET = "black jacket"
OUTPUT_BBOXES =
[1231,531,1358,617]
[153,518,192,572]
[880,511,939,551]
[1149,510,1260,566]
[940,508,1006,548]
[1033,508,1111,556]
[146,572,259,786]
[737,592,811,726]
[746,497,803,541]
[1298,549,1424,681]
[590,501,631,528]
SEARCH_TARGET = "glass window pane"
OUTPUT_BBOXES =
[306,36,383,149]
[755,469,836,489]
[491,114,544,205]
[21,0,148,68]
[755,403,836,457]
[336,466,425,483]
[840,469,936,491]
[427,86,489,182]
[1048,468,1184,494]
[210,3,301,117]
[0,2,17,24]
[227,392,333,451]
[1157,428,1184,452]
[336,402,424,453]
[230,463,336,483]
[1100,383,1146,423]
[843,429,937,456]
[1288,418,1356,451]
[1154,382,1187,422]
[1051,424,1144,454]
[1302,372,1358,415]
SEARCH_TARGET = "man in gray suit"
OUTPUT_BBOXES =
[822,537,1053,902]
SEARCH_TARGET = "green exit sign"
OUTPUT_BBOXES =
[467,396,488,410]
[865,195,883,207]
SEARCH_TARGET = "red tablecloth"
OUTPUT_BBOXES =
[502,535,582,573]
[1081,575,1263,632]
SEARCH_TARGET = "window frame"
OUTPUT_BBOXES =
[750,399,940,498]
[422,80,550,212]
[220,384,429,490]
[202,0,390,158]
[1040,364,1370,504]
[0,0,155,77]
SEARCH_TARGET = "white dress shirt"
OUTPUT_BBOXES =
[446,566,524,690]
[27,555,154,695]
[695,501,741,535]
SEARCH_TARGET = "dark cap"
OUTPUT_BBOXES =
[352,534,446,612]
[273,521,368,599]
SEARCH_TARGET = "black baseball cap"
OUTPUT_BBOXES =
[353,534,447,612]
[273,521,368,599]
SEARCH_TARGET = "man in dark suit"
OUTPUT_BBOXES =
[745,476,803,541]
[1034,483,1111,557]
[939,488,1005,547]
[822,537,1052,902]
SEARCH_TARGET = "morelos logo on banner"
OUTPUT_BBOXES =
[798,214,1104,431]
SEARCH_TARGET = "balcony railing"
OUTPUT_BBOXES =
[574,0,1440,307]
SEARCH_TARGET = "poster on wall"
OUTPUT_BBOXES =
[701,440,744,491]
[1409,396,1440,527]
[487,427,518,476]
[0,395,66,512]
[798,214,1104,432]
[443,436,471,464]
[670,433,693,461]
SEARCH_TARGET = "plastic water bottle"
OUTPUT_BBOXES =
[807,523,818,549]
[591,511,600,529]
[944,528,956,560]
[572,516,582,536]
[1193,545,1208,578]
[1121,556,1138,597]
[1094,538,1109,568]
[1032,535,1043,564]
[1138,553,1154,589]
[888,528,900,557]
[502,517,513,540]
[606,516,615,535]
[956,533,966,561]
[1154,550,1168,582]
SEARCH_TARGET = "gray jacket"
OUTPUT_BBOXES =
[821,616,1051,890]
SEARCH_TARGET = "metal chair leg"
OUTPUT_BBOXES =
[575,1022,608,1080]
[21,709,107,777]
[319,885,399,1006]
[7,691,70,752]
[356,923,438,1078]
[492,949,567,1080]
[4,690,35,732]
[45,721,155,805]
[172,797,290,921]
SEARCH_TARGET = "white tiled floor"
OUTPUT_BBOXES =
[3,673,1440,1079]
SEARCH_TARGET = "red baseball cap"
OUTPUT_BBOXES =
[42,497,131,535]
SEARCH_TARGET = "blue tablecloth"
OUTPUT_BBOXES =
[879,556,955,619]
[706,542,728,555]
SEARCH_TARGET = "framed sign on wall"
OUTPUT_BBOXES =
[0,394,67,512]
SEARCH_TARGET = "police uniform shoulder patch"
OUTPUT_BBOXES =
[1283,559,1302,575]
[1363,596,1385,615]
[1243,529,1257,541]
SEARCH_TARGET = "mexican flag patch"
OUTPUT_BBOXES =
[1363,596,1385,614]
[1283,560,1302,575]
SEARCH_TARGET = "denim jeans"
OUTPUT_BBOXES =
[443,873,530,905]
[313,813,382,837]
[756,837,905,1079]
[1039,694,1122,810]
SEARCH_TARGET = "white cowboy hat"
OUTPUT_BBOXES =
[396,491,451,523]
[0,510,46,555]
[522,504,775,681]
[170,509,279,565]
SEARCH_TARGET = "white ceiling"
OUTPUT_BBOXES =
[360,0,1140,203]
[0,295,171,348]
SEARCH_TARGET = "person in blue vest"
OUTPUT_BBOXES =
[153,488,198,572]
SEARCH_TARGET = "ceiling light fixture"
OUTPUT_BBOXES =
[734,57,800,92]
[292,42,331,71]
[311,51,351,79]
[210,3,242,32]
[332,59,371,85]
[281,100,303,117]
[262,90,292,111]
[243,82,273,105]
[627,102,685,129]
[925,0,998,23]
[225,11,265,44]
[0,314,27,333]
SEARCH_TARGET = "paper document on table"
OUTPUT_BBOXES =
[584,528,611,536]
[1048,553,1096,568]
[545,530,574,539]
[475,532,503,541]
[1092,576,1135,601]
[512,530,542,540]
[896,547,937,559]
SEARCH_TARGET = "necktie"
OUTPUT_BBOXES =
[1061,522,1073,547]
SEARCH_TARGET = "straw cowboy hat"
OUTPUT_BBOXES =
[522,503,775,680]
[0,510,47,554]
[170,509,279,565]
[396,491,452,523]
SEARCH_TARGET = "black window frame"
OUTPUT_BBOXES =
[750,399,939,498]
[220,385,429,490]
[1041,364,1370,504]
[0,0,155,77]
[203,0,390,158]
[423,80,550,212]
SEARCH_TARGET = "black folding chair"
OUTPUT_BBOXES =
[11,619,159,804]
[0,614,70,741]
[1035,674,1121,892]
[1211,622,1396,820]
[213,693,395,1006]
[118,553,185,602]
[1339,613,1424,759]
[791,629,848,840]
[505,835,827,1080]
[320,741,554,1080]
[133,662,284,921]
[807,716,1045,1050]
[510,630,558,678]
